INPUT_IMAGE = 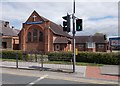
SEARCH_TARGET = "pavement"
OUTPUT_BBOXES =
[86,66,119,82]
[100,65,120,76]
[1,67,118,85]
[0,61,120,84]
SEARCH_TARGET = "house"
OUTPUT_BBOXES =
[18,11,72,53]
[75,36,108,52]
[0,20,20,50]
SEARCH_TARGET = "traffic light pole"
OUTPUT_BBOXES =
[72,0,76,73]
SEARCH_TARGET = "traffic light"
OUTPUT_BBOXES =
[62,13,70,32]
[76,19,82,31]
[63,21,67,31]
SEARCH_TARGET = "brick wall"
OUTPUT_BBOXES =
[19,20,56,53]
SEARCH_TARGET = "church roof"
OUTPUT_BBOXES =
[49,22,71,38]
[0,20,20,36]
[53,37,69,44]
[25,11,72,38]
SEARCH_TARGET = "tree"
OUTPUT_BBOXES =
[94,32,104,36]
[94,32,107,40]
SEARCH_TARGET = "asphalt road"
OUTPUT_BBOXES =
[2,73,85,84]
[2,73,117,86]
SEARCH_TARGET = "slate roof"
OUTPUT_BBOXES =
[0,20,20,36]
[75,36,107,43]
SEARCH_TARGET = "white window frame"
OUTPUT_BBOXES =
[87,42,95,48]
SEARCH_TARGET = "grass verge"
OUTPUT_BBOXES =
[44,61,104,66]
[0,58,104,66]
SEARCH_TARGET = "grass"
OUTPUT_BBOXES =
[0,58,24,62]
[43,61,103,66]
[0,58,16,62]
[76,62,103,66]
[0,58,104,66]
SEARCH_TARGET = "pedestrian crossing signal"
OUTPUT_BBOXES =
[76,19,82,31]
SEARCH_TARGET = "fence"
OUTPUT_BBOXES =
[2,51,73,73]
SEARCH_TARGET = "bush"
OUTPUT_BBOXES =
[48,52,72,61]
[48,51,120,65]
[76,52,120,65]
[1,50,28,60]
[1,50,120,65]
[1,50,48,61]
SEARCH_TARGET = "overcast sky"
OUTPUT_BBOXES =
[0,0,119,37]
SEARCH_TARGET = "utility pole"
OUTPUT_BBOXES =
[72,0,76,73]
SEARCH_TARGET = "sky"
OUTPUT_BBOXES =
[0,0,119,37]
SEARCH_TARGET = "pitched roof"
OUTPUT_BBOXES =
[0,20,20,36]
[25,11,72,38]
[49,22,71,38]
[53,37,69,44]
[75,36,106,43]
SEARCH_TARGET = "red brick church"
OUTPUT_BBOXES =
[19,10,108,53]
[18,11,72,53]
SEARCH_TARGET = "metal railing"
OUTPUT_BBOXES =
[2,51,73,73]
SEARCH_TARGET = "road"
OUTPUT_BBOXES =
[2,73,118,86]
[2,73,84,84]
[1,68,119,86]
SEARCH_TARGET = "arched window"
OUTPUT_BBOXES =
[39,31,43,42]
[33,29,38,42]
[27,32,31,42]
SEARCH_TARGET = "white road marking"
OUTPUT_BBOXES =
[26,75,48,86]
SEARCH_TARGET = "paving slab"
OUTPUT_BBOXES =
[100,65,120,76]
[1,61,86,77]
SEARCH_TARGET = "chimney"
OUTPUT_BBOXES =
[12,26,14,29]
[4,21,9,27]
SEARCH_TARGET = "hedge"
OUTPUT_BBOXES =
[1,50,28,60]
[0,50,47,61]
[76,52,120,65]
[48,52,120,65]
[48,52,72,61]
[1,50,120,65]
